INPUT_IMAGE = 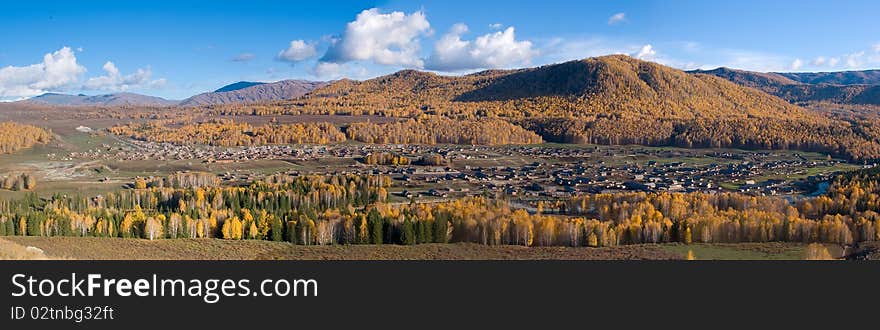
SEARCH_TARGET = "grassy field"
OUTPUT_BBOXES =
[0,237,839,260]
[657,242,843,260]
[0,237,688,260]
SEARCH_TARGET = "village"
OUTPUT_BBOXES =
[62,134,855,201]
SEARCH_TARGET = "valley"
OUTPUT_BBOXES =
[2,55,880,260]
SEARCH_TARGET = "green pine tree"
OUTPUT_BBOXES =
[270,217,283,241]
[368,209,383,244]
[401,218,416,245]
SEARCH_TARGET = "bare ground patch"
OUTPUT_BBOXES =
[0,238,52,260]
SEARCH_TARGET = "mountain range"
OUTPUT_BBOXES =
[688,67,880,106]
[10,55,880,160]
[17,62,880,109]
[16,80,326,107]
[20,92,178,106]
[178,80,327,106]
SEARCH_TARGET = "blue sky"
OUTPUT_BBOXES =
[1,0,879,100]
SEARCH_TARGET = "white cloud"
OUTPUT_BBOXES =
[633,44,656,60]
[489,23,502,30]
[790,58,803,70]
[698,49,791,72]
[541,37,627,63]
[874,43,880,53]
[426,24,537,72]
[608,13,626,25]
[681,41,700,53]
[811,56,826,66]
[539,37,686,67]
[828,57,840,67]
[277,40,318,62]
[845,51,865,68]
[312,62,343,78]
[82,61,164,91]
[232,53,255,62]
[320,8,431,68]
[0,47,86,98]
[309,62,371,80]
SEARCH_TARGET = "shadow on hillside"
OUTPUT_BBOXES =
[453,60,596,102]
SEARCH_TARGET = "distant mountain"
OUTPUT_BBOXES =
[180,80,327,106]
[778,70,880,85]
[20,92,177,106]
[689,67,880,106]
[214,81,266,93]
[687,67,799,93]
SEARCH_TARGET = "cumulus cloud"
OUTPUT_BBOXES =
[0,47,86,98]
[699,49,793,72]
[312,62,343,78]
[811,56,826,66]
[489,23,502,30]
[425,24,537,72]
[541,37,626,63]
[608,13,626,25]
[845,51,865,68]
[790,58,803,70]
[277,40,318,63]
[632,44,656,60]
[309,62,371,80]
[232,53,255,62]
[828,57,840,67]
[82,61,165,91]
[320,8,431,68]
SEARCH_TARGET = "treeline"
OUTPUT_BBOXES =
[362,152,410,166]
[2,170,880,246]
[0,122,52,154]
[0,174,390,240]
[556,192,865,245]
[134,172,221,189]
[108,119,346,146]
[0,173,37,191]
[346,116,543,145]
[109,116,541,147]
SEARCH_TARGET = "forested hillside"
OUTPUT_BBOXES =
[109,119,347,146]
[110,116,542,146]
[194,55,880,160]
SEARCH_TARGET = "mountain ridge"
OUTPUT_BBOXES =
[18,92,178,106]
[180,79,327,106]
[255,55,880,160]
[301,55,809,120]
[689,67,880,106]
[214,81,266,93]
